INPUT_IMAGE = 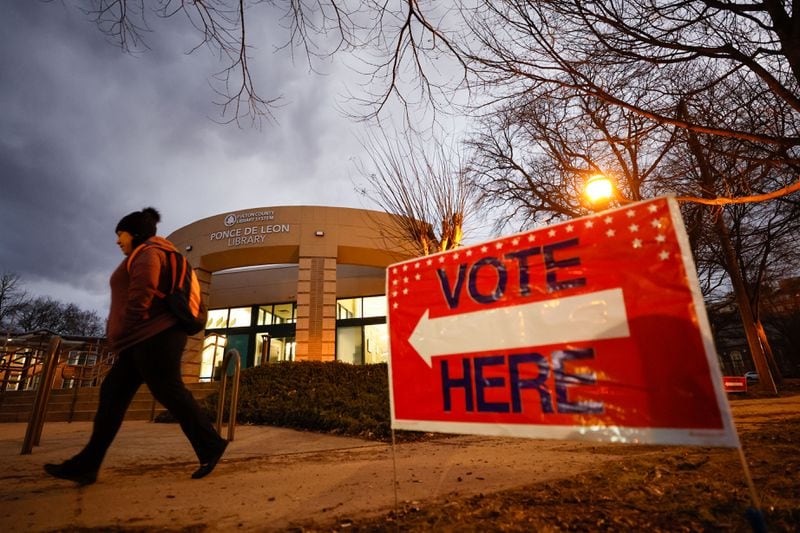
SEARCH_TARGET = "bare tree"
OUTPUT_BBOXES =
[461,1,800,150]
[14,296,104,336]
[467,88,678,231]
[0,272,28,331]
[65,1,469,126]
[355,127,476,255]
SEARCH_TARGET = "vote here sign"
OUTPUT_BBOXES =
[386,197,738,447]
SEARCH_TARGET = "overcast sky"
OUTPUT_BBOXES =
[0,2,439,318]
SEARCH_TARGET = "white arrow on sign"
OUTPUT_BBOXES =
[408,287,631,367]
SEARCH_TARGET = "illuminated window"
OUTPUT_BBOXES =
[362,296,387,317]
[258,303,296,325]
[364,324,389,364]
[336,326,362,365]
[335,296,388,365]
[206,309,229,329]
[255,333,296,365]
[337,298,359,319]
[257,306,274,326]
[227,307,252,328]
[201,334,227,382]
[273,303,295,324]
[336,296,386,319]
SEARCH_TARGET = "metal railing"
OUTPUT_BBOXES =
[215,349,241,441]
[21,336,62,454]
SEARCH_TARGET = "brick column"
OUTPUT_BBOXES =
[295,256,337,361]
[180,266,211,382]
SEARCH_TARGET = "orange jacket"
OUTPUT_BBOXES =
[106,237,179,352]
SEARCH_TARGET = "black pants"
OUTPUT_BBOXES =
[71,327,225,470]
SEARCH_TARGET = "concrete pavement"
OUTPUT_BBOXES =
[0,420,629,531]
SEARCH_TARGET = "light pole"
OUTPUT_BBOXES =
[581,173,780,394]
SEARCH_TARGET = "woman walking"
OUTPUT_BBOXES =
[45,207,227,485]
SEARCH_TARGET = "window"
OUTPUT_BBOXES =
[256,333,296,364]
[258,303,296,325]
[335,296,388,365]
[227,307,253,328]
[205,302,297,371]
[362,296,387,317]
[364,324,389,364]
[67,351,97,366]
[336,326,363,365]
[206,309,229,329]
[273,303,295,324]
[337,298,359,319]
[201,334,227,382]
[336,296,387,319]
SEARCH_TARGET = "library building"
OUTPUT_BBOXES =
[167,205,417,381]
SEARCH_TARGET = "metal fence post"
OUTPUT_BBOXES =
[21,336,62,454]
[215,349,241,442]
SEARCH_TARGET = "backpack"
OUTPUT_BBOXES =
[127,244,208,335]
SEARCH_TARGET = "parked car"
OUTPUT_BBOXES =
[744,371,759,383]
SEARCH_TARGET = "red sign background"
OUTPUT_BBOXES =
[387,197,737,447]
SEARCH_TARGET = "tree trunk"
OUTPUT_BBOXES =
[715,216,778,394]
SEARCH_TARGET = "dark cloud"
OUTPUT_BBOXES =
[0,1,378,316]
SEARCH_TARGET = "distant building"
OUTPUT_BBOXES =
[708,276,800,378]
[167,205,418,381]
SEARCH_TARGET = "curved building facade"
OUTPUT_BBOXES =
[167,206,417,381]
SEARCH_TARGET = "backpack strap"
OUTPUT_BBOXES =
[126,243,170,299]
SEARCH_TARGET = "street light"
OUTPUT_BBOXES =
[583,174,616,207]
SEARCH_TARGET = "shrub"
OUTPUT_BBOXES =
[163,361,425,442]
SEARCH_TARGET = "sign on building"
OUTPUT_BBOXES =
[387,197,738,447]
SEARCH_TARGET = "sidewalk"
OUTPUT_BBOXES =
[0,420,626,531]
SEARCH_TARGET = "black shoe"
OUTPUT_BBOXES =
[192,440,228,479]
[44,462,98,486]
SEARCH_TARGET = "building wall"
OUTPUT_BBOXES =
[167,206,418,379]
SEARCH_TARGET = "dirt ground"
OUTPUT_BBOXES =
[303,384,799,533]
[1,383,798,532]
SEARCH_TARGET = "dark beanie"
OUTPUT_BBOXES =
[115,207,161,246]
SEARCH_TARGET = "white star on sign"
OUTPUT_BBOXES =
[632,238,642,248]
[585,220,594,228]
[403,287,409,295]
[403,277,409,283]
[466,249,473,256]
[626,209,636,218]
[392,290,397,297]
[604,216,613,224]
[453,253,460,260]
[481,245,488,253]
[548,229,556,237]
[648,204,659,213]
[659,250,670,260]
[393,302,398,309]
[651,219,662,228]
[414,262,420,269]
[403,264,408,271]
[512,238,520,245]
[656,234,666,243]
[527,234,536,242]
[426,259,433,266]
[439,256,445,263]
[495,242,503,250]
[415,273,421,281]
[606,229,616,237]
[566,224,574,232]
[629,223,639,232]
[392,279,398,286]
